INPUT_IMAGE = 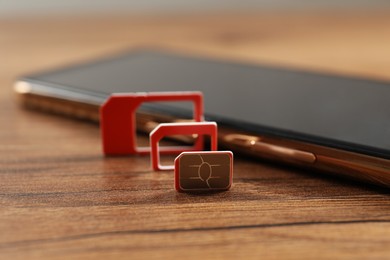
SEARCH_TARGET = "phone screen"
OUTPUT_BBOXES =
[22,50,390,159]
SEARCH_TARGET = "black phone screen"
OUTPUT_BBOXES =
[22,50,390,159]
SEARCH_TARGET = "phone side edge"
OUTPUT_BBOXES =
[14,88,390,188]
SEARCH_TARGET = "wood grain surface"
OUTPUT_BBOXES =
[1,11,390,259]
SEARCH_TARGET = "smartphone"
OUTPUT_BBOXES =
[14,49,390,188]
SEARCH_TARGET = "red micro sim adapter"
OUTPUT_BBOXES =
[150,122,218,171]
[100,92,204,155]
[174,151,233,192]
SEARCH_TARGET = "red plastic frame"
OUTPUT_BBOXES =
[100,92,204,155]
[150,122,218,171]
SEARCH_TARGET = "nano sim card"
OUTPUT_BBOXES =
[174,151,233,192]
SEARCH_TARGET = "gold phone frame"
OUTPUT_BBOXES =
[16,90,390,188]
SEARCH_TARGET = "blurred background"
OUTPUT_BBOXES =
[1,0,390,17]
[2,0,390,86]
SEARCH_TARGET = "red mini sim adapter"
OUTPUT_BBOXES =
[150,122,218,171]
[174,151,233,192]
[100,92,203,155]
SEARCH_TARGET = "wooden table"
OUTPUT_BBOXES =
[1,11,390,259]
